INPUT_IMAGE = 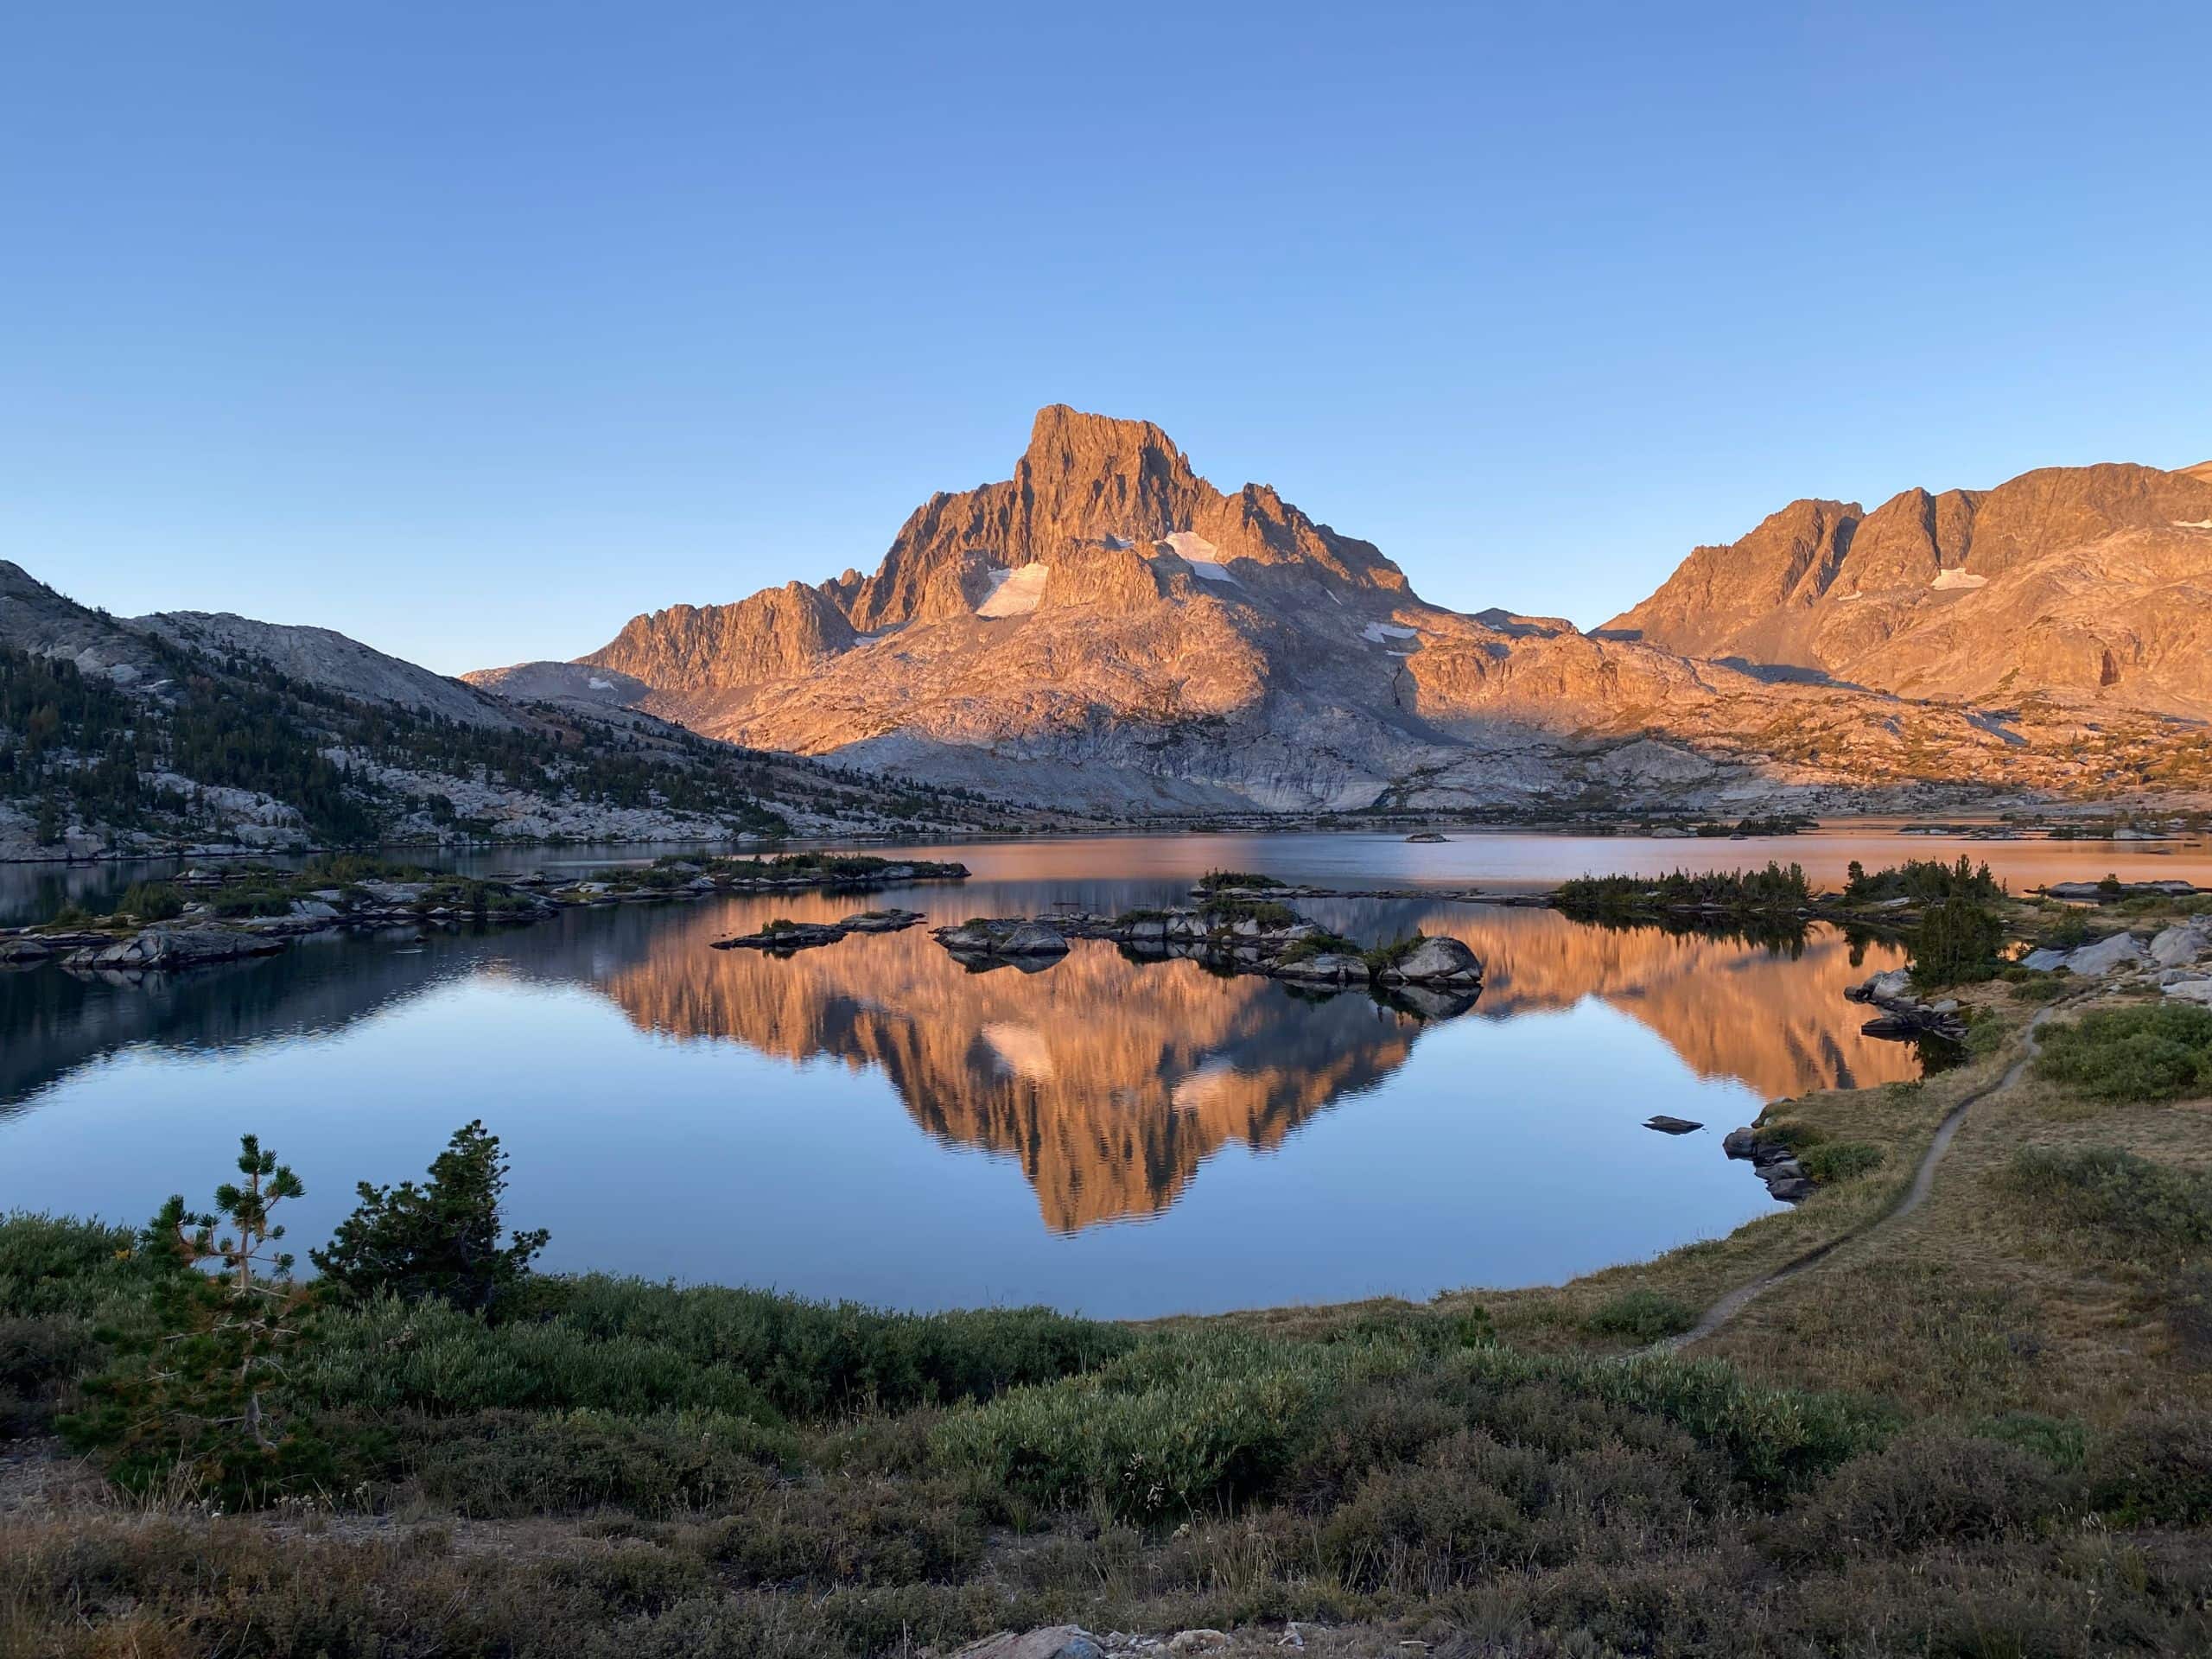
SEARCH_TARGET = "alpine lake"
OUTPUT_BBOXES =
[6,826,2207,1318]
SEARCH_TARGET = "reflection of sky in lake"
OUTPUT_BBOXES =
[0,834,1971,1316]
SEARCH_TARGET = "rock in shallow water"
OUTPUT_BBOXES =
[1375,935,1483,986]
[63,926,284,973]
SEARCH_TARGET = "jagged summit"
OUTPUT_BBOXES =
[552,407,1412,707]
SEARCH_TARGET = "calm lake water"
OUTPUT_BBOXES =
[2,828,2202,1316]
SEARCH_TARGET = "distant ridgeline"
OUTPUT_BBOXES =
[0,636,788,844]
[0,560,1014,855]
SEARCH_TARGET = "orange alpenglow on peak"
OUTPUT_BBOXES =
[461,418,2212,815]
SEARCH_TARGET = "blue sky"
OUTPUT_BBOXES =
[5,3,2209,674]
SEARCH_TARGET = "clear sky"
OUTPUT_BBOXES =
[5,3,2209,675]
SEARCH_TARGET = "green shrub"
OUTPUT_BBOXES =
[1963,1011,2008,1058]
[210,886,294,918]
[2009,975,2066,1001]
[2085,1408,2212,1525]
[1358,932,1426,974]
[931,1332,1357,1520]
[0,1212,168,1323]
[1317,1431,1545,1588]
[300,1275,1133,1423]
[1501,1349,1892,1493]
[1198,894,1298,928]
[1997,1145,2212,1259]
[114,880,186,920]
[1756,1118,1826,1152]
[702,1473,986,1586]
[1798,1143,1884,1185]
[294,1291,784,1419]
[1971,1411,2088,1471]
[1768,1432,2070,1563]
[1584,1288,1697,1343]
[386,1408,796,1516]
[2041,908,2094,947]
[1277,930,1360,963]
[1195,868,1285,891]
[2033,1002,2212,1101]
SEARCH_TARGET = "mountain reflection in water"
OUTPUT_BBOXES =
[2,895,1905,1221]
[603,897,1912,1231]
[0,863,1916,1305]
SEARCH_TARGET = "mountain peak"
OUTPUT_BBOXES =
[1022,404,1184,466]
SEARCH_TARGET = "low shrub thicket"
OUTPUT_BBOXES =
[1555,861,1811,915]
[1583,1287,1697,1342]
[1798,1142,1885,1185]
[113,880,185,919]
[1194,868,1286,891]
[2033,1002,2212,1101]
[1997,1146,2212,1259]
[1843,856,2005,906]
[8,1198,2211,1655]
[1196,894,1298,928]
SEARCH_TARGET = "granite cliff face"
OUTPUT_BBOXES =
[1603,461,2212,715]
[469,410,2207,813]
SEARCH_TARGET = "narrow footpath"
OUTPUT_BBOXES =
[1656,997,2078,1354]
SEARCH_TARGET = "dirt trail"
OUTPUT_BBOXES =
[1655,998,2074,1355]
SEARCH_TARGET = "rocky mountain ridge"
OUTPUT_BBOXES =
[1602,459,2212,715]
[470,408,2209,814]
[0,561,1027,861]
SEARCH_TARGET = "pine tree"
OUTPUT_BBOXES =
[1910,893,2006,988]
[313,1120,548,1314]
[63,1135,327,1502]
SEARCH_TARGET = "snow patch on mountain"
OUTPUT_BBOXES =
[1163,531,1241,585]
[976,563,1050,618]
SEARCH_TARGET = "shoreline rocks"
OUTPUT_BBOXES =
[62,926,288,975]
[12,855,970,985]
[2041,879,2204,903]
[1844,969,1967,1043]
[1722,1125,1814,1203]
